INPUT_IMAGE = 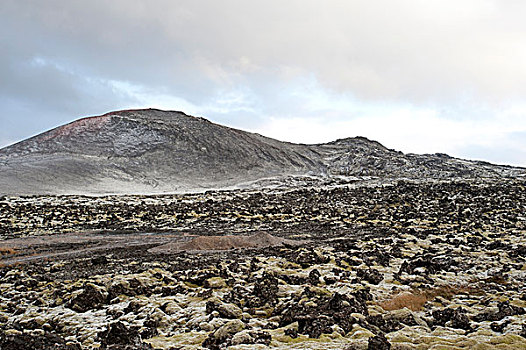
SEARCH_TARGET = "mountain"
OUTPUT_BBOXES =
[0,108,524,195]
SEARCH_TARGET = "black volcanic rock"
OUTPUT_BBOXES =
[97,322,152,350]
[0,108,524,195]
[0,331,81,350]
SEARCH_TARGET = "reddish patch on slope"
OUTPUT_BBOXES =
[41,115,111,141]
[39,109,159,142]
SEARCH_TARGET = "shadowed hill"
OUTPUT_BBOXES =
[0,109,524,195]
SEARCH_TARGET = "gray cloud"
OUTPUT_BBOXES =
[1,1,526,165]
[7,0,526,104]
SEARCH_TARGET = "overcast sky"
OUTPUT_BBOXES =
[2,1,526,166]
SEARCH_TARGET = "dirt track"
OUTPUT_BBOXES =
[0,231,185,265]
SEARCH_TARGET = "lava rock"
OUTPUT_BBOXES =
[68,283,107,312]
[91,256,109,265]
[279,291,366,337]
[368,333,391,350]
[399,254,454,275]
[202,319,245,350]
[0,331,81,350]
[98,322,152,350]
[473,301,525,322]
[295,249,330,268]
[140,318,159,339]
[490,321,509,333]
[230,330,271,346]
[284,328,298,338]
[366,314,402,333]
[252,272,279,306]
[308,269,321,285]
[206,298,243,319]
[357,268,383,285]
[432,307,471,330]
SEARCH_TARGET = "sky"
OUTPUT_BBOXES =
[1,0,526,166]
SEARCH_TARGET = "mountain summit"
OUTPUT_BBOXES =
[0,109,524,195]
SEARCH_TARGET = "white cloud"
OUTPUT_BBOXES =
[255,102,526,166]
[107,80,200,114]
[6,0,526,105]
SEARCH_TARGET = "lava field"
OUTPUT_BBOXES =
[1,179,526,349]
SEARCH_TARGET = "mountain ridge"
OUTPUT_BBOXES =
[1,108,524,195]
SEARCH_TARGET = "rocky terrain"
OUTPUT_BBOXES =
[1,109,526,349]
[1,179,526,349]
[0,108,524,195]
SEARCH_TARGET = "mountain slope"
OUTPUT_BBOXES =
[0,109,524,195]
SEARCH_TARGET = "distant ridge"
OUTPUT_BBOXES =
[0,109,524,195]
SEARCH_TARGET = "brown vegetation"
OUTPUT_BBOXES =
[380,292,428,311]
[0,247,17,256]
[379,285,483,311]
